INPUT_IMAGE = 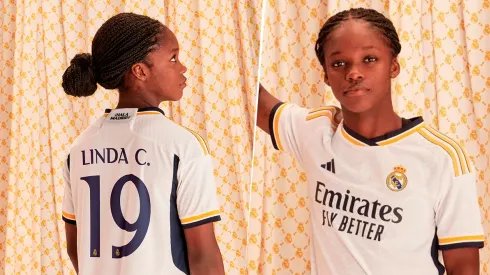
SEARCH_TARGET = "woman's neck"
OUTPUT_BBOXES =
[342,106,401,139]
[115,91,159,109]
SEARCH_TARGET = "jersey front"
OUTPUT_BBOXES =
[62,107,221,275]
[270,103,484,275]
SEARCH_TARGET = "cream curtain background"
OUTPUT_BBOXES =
[248,0,490,274]
[0,0,261,274]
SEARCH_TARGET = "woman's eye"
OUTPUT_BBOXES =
[171,55,176,62]
[332,61,345,67]
[365,57,377,62]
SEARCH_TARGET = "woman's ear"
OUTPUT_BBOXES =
[390,57,400,79]
[131,62,150,81]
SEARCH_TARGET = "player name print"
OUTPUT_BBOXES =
[82,148,151,166]
[315,181,404,242]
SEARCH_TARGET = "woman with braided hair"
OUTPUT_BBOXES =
[61,13,224,275]
[257,7,483,274]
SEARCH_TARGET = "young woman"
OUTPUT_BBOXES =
[61,13,224,275]
[257,8,483,275]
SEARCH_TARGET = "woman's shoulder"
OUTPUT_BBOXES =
[414,123,472,178]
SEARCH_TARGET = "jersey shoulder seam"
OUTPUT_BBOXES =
[305,106,341,128]
[165,118,209,155]
[416,126,472,177]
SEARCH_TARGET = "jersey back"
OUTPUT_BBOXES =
[62,108,221,275]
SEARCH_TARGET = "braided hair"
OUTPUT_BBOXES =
[62,13,164,97]
[315,8,401,68]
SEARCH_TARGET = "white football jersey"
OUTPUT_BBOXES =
[270,103,484,275]
[62,107,221,275]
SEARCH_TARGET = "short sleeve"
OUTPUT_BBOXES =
[62,155,76,225]
[177,154,221,229]
[269,102,341,161]
[436,163,484,250]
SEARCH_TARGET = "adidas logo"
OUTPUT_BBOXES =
[321,159,335,173]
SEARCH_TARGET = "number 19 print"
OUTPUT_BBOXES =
[81,174,151,259]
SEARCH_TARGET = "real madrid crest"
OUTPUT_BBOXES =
[386,165,408,191]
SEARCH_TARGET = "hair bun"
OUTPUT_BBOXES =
[71,53,93,68]
[62,53,98,97]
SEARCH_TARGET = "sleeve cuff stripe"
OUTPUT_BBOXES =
[62,211,76,220]
[439,235,484,245]
[273,104,287,151]
[182,216,221,229]
[181,210,220,224]
[439,241,484,250]
[271,103,286,151]
[62,216,76,225]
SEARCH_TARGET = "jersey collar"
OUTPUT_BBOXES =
[104,106,165,116]
[341,117,425,146]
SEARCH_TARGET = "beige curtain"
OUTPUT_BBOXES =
[248,0,489,274]
[0,0,261,274]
